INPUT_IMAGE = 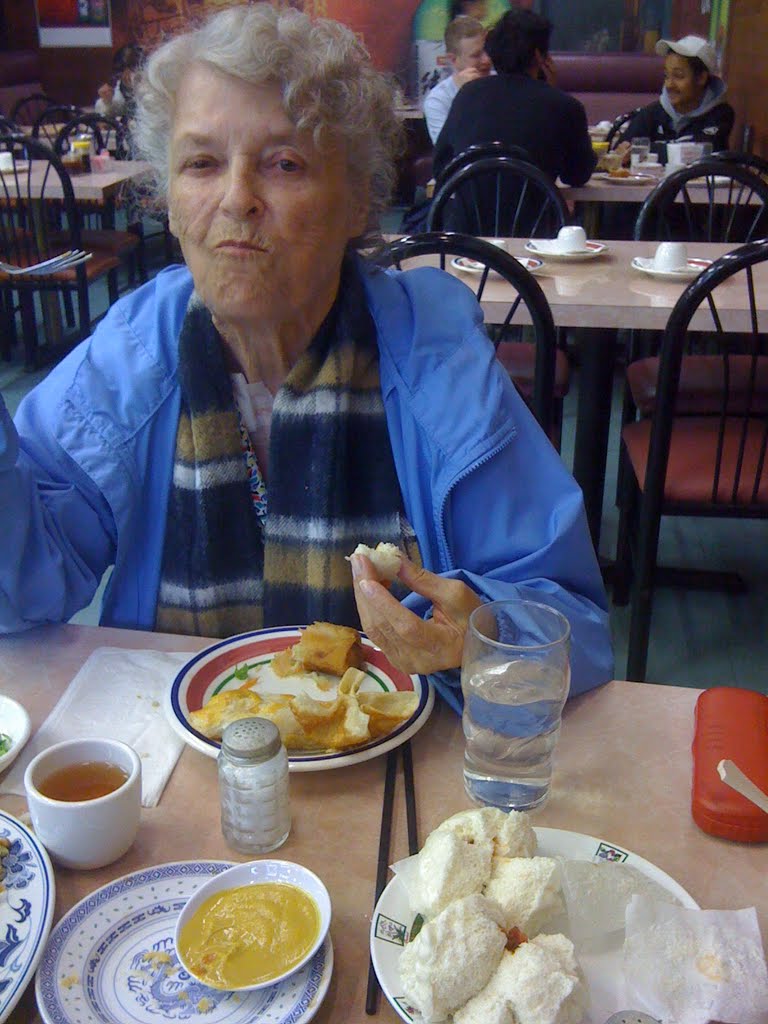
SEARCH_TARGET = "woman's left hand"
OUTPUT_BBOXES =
[350,554,483,676]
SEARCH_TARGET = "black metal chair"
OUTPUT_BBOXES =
[605,107,642,151]
[624,159,768,429]
[385,232,562,443]
[712,150,768,183]
[434,142,531,192]
[9,93,58,129]
[634,159,768,245]
[0,134,121,368]
[54,114,145,283]
[426,155,569,239]
[30,104,83,150]
[613,240,768,681]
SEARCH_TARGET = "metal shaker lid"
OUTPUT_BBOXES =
[221,717,282,762]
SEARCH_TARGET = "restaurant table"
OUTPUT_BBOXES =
[391,236,768,549]
[14,159,151,205]
[1,622,765,1023]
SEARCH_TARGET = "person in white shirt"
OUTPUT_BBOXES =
[423,17,492,144]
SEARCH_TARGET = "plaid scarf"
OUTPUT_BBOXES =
[155,257,417,638]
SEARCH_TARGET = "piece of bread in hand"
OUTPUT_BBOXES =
[349,541,403,582]
[272,621,363,678]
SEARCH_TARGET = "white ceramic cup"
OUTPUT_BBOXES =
[653,241,689,272]
[24,738,141,869]
[556,225,587,252]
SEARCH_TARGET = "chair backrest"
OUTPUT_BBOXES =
[640,239,768,519]
[9,93,57,128]
[711,150,768,182]
[435,142,531,192]
[31,105,82,149]
[634,158,768,244]
[427,155,569,239]
[0,116,20,135]
[606,107,642,151]
[54,112,131,161]
[0,133,82,270]
[385,231,557,436]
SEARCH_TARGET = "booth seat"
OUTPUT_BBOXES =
[555,52,663,124]
[0,51,43,119]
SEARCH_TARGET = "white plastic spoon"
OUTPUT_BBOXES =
[717,759,768,815]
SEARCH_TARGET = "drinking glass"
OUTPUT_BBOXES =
[461,599,571,812]
[630,136,651,169]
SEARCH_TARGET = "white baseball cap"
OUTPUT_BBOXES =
[655,35,718,74]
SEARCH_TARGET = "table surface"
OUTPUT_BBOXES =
[4,159,152,202]
[398,238,768,332]
[1,622,765,1023]
[561,172,761,203]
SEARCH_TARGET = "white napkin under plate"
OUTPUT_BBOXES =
[0,647,189,807]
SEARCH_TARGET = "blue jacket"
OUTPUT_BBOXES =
[0,261,613,707]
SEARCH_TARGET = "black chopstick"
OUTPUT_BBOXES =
[366,748,398,1015]
[401,740,419,856]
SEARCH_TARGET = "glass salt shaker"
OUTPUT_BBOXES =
[218,717,291,855]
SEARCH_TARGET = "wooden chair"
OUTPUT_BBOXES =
[613,239,768,681]
[427,155,569,240]
[0,134,121,369]
[385,232,561,443]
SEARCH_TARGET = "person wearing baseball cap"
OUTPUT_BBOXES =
[618,34,733,155]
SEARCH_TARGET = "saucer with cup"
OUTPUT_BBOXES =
[631,241,712,281]
[525,225,607,261]
[24,736,141,869]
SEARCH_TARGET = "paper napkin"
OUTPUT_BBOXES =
[0,647,190,807]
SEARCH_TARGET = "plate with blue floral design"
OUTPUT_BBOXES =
[369,827,698,1024]
[36,861,333,1024]
[0,809,56,1024]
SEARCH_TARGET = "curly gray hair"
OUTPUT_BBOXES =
[133,3,404,243]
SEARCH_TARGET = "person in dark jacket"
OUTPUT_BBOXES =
[621,35,734,155]
[433,7,596,198]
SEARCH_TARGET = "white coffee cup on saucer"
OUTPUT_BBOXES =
[555,225,587,253]
[24,737,142,869]
[653,241,689,272]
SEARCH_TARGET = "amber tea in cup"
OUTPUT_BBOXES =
[37,760,129,802]
[25,737,141,869]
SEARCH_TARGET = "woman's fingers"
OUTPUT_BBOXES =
[351,555,481,675]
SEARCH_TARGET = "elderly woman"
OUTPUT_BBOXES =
[620,35,734,154]
[0,4,611,708]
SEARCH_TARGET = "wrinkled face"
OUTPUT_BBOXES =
[168,64,368,335]
[664,53,708,113]
[452,34,492,76]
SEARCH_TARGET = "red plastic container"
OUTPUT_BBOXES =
[692,687,768,842]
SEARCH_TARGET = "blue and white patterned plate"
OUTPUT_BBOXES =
[0,809,56,1024]
[36,861,333,1024]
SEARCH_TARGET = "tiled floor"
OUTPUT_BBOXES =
[3,227,766,695]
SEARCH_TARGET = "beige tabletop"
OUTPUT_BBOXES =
[560,173,761,204]
[5,160,151,202]
[1,622,765,1023]
[399,238,768,332]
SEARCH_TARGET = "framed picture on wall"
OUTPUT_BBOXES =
[36,0,112,47]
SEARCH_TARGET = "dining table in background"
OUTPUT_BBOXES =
[1,621,765,1023]
[16,159,152,208]
[393,236,768,551]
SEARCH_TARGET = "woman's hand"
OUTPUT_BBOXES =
[350,554,483,676]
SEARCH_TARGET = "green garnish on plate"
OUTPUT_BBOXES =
[0,733,12,756]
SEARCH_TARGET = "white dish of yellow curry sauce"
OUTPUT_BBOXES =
[175,860,332,991]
